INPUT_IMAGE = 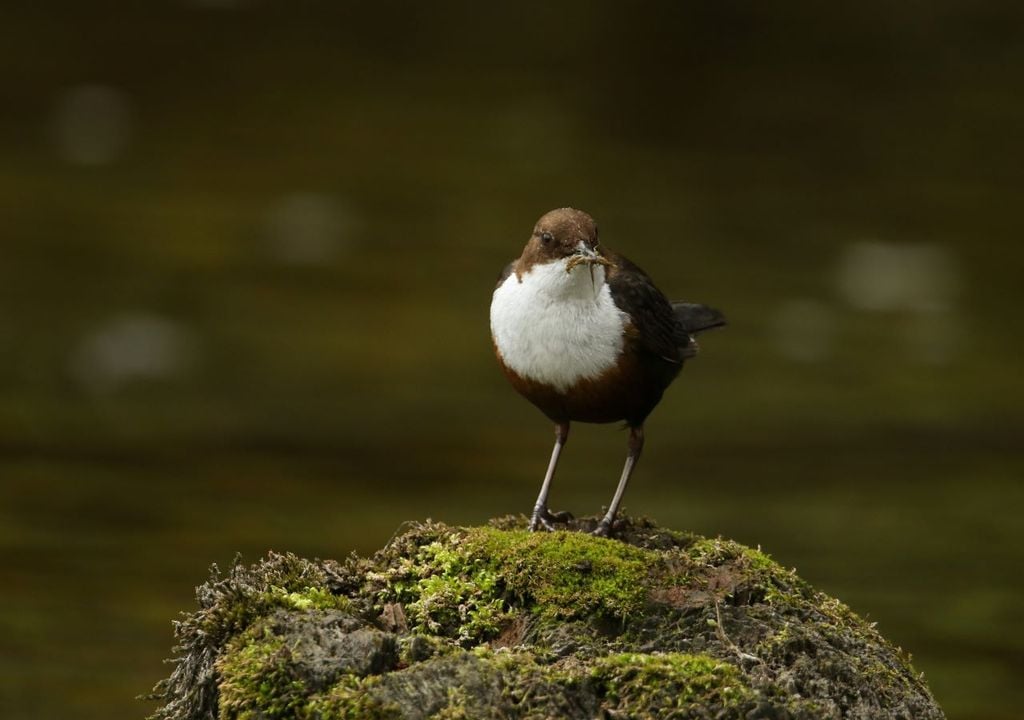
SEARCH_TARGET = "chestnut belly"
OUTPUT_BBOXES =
[499,351,683,426]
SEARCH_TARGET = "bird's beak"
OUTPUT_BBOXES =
[565,247,611,273]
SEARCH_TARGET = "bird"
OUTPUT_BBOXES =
[489,208,725,537]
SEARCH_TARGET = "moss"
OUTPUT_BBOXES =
[489,648,599,716]
[368,535,511,645]
[686,537,778,576]
[216,624,309,720]
[304,675,395,720]
[218,621,400,720]
[192,555,343,652]
[396,633,453,666]
[266,585,352,613]
[592,652,753,715]
[205,577,354,718]
[150,552,343,720]
[426,687,472,719]
[465,527,656,622]
[367,526,662,646]
[681,536,813,607]
[152,517,945,720]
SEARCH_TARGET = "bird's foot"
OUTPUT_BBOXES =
[591,517,615,537]
[528,507,574,532]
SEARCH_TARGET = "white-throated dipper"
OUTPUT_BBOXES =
[490,208,725,536]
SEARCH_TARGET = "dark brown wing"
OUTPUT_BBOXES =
[673,303,726,334]
[606,251,685,363]
[495,261,515,289]
[672,303,727,358]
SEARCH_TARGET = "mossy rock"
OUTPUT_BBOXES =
[148,516,944,720]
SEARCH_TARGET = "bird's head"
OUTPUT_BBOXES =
[518,208,611,278]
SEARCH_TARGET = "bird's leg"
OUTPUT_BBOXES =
[529,422,572,531]
[593,425,644,537]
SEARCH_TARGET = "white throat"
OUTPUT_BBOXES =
[490,258,628,391]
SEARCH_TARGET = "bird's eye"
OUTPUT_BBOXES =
[540,231,554,244]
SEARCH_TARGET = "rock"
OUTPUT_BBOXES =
[147,516,945,720]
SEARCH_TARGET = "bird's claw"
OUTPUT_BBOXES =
[591,518,614,537]
[528,507,574,532]
[529,514,557,532]
[545,508,574,523]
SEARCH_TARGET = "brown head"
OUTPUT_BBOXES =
[516,208,607,275]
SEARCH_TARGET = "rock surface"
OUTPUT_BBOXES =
[149,516,944,719]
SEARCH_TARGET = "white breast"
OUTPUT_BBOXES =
[490,258,628,392]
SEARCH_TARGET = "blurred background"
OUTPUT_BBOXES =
[2,2,1022,719]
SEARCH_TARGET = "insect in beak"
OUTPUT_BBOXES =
[566,249,611,296]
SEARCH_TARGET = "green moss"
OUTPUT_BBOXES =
[683,536,813,607]
[195,553,341,651]
[216,624,308,720]
[592,652,753,714]
[304,676,395,720]
[367,526,659,645]
[465,527,656,622]
[218,622,398,720]
[205,584,355,717]
[396,633,452,666]
[426,687,472,719]
[266,585,352,613]
[686,537,765,569]
[487,647,594,714]
[153,519,945,720]
[370,535,511,644]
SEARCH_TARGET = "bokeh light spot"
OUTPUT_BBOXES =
[264,192,357,266]
[50,84,135,166]
[69,313,198,395]
[837,241,959,312]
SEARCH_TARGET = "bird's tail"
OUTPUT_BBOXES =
[672,303,727,334]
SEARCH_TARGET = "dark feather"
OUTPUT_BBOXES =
[672,303,726,334]
[495,261,515,289]
[606,252,683,362]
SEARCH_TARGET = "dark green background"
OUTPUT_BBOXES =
[2,3,1021,719]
